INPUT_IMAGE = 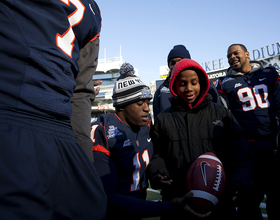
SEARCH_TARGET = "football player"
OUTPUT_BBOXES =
[0,1,106,219]
[91,63,210,219]
[216,44,280,220]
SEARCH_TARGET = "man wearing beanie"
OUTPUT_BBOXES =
[91,63,208,219]
[112,63,153,108]
[153,45,191,118]
[153,45,220,119]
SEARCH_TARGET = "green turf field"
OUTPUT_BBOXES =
[142,188,161,220]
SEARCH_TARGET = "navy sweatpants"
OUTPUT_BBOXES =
[0,115,107,219]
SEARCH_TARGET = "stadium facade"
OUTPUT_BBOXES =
[91,42,280,121]
[160,42,280,82]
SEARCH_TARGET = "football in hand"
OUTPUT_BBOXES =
[186,152,225,213]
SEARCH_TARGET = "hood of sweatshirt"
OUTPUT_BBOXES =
[226,60,263,78]
[169,59,210,109]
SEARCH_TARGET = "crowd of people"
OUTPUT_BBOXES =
[0,1,279,220]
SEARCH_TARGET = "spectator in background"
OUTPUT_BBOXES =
[153,45,221,119]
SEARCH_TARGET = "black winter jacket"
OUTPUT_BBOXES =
[147,94,253,200]
[147,59,253,201]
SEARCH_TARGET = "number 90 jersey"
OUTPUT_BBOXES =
[0,0,101,121]
[216,64,280,139]
[91,113,153,198]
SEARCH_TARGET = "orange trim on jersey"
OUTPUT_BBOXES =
[92,144,111,156]
[99,121,109,151]
[86,22,101,43]
[88,30,101,42]
[218,78,223,91]
[147,119,151,129]
[114,112,123,123]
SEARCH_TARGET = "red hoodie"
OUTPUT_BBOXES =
[169,59,210,109]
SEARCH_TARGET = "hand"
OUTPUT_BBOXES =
[172,191,211,218]
[93,80,102,95]
[157,174,173,186]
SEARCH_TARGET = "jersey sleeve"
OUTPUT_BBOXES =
[90,121,110,156]
[93,151,173,218]
[83,0,101,44]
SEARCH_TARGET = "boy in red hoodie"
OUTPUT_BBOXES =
[147,59,253,220]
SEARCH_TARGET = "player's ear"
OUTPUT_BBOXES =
[115,107,124,112]
[245,51,250,59]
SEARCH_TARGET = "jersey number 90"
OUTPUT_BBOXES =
[237,84,270,112]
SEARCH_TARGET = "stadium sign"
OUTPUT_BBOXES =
[251,42,280,60]
[207,53,280,82]
[202,42,280,82]
[201,42,280,72]
[160,42,280,81]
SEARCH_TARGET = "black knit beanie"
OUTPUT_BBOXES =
[167,45,191,64]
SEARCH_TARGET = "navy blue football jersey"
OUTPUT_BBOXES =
[217,64,280,139]
[0,0,101,121]
[91,113,153,198]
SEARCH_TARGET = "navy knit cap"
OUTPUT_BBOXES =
[167,45,191,64]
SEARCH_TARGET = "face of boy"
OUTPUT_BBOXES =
[121,100,150,127]
[175,69,200,105]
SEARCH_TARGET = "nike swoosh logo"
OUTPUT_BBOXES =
[147,138,151,142]
[259,77,266,81]
[200,161,210,186]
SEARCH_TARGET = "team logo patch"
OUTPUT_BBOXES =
[221,77,234,84]
[107,125,123,139]
[259,77,266,81]
[234,83,242,88]
[123,139,132,147]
